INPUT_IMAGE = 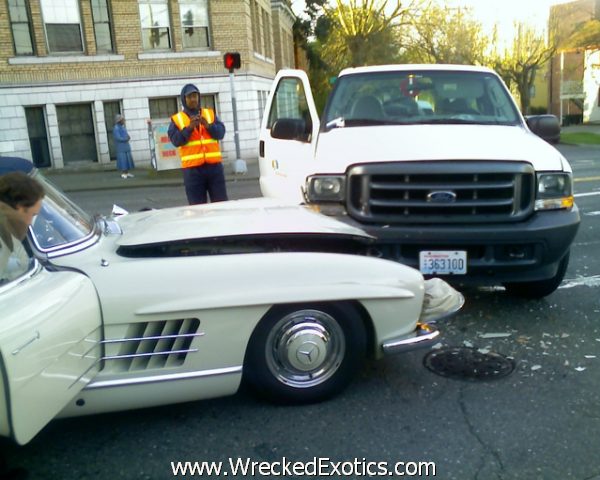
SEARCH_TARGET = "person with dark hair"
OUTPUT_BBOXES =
[0,171,44,281]
[168,83,227,204]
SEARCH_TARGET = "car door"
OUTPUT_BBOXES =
[258,69,320,203]
[0,260,102,445]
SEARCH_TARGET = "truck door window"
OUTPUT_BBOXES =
[267,77,312,132]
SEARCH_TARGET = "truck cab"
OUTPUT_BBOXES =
[258,64,580,298]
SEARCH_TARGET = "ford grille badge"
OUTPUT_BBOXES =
[427,191,457,203]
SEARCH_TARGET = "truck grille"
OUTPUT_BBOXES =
[347,161,535,224]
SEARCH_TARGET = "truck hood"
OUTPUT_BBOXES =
[116,197,372,247]
[314,124,568,173]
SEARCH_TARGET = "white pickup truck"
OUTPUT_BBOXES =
[258,64,580,298]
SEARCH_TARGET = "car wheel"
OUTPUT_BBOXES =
[503,251,570,299]
[244,302,366,404]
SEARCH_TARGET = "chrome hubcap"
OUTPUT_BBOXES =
[266,309,345,388]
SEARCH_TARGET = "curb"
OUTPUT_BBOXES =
[43,166,259,193]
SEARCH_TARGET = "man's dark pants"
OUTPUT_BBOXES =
[182,163,228,204]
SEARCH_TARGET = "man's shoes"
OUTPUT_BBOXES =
[126,173,135,178]
[121,173,128,179]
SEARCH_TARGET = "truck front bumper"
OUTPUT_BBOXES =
[338,206,581,284]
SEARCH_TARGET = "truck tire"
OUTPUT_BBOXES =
[503,251,570,299]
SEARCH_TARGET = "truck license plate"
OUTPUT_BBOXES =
[419,251,467,275]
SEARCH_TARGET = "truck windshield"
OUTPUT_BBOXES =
[323,70,521,128]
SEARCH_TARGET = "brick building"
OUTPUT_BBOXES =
[548,0,600,123]
[0,0,296,170]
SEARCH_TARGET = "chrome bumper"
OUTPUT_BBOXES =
[382,323,440,355]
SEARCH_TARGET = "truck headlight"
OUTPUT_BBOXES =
[535,173,574,210]
[306,175,346,202]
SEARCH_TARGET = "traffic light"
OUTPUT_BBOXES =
[224,52,241,72]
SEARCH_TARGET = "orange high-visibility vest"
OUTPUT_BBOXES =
[171,109,222,168]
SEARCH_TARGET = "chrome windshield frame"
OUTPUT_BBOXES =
[27,170,100,257]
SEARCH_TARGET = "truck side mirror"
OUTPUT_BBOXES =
[526,114,561,144]
[271,118,311,142]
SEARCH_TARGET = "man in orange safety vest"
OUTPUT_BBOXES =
[168,83,227,204]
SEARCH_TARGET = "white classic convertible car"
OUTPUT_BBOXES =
[0,157,463,445]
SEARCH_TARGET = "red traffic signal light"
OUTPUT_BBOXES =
[224,52,241,72]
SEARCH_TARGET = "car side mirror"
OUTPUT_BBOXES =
[526,114,561,144]
[271,118,311,142]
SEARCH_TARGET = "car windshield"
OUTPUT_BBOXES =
[323,70,521,128]
[29,170,95,252]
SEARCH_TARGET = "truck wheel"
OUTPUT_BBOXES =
[244,303,366,404]
[503,252,570,299]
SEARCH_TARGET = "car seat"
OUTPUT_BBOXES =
[351,95,384,120]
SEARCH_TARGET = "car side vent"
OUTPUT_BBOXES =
[102,318,203,372]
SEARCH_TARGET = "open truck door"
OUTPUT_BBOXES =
[0,262,102,444]
[258,69,320,203]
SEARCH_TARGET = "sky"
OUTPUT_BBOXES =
[442,0,573,34]
[290,0,575,43]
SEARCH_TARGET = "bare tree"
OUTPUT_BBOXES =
[320,0,418,70]
[495,22,557,114]
[406,3,492,65]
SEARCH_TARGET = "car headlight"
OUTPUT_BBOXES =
[306,175,346,202]
[535,172,574,210]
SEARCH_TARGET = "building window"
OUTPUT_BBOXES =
[40,0,84,53]
[262,9,271,58]
[8,0,34,56]
[91,0,114,53]
[150,97,178,119]
[25,107,51,168]
[179,0,210,49]
[150,95,216,120]
[199,94,216,112]
[251,2,272,58]
[56,104,97,163]
[139,0,171,50]
[251,0,262,55]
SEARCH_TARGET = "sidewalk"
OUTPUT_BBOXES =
[561,123,600,135]
[44,159,259,192]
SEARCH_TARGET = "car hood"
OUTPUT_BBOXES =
[314,124,568,172]
[116,197,371,246]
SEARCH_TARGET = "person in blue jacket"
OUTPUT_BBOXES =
[113,114,135,179]
[168,83,227,204]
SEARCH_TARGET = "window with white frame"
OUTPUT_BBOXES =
[179,0,210,49]
[139,0,171,50]
[40,0,84,53]
[91,0,114,53]
[8,0,34,55]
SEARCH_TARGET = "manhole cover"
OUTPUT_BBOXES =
[423,347,515,381]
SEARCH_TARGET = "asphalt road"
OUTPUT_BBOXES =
[3,145,600,480]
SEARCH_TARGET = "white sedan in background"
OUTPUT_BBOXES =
[0,157,462,445]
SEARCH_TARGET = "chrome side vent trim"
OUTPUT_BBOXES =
[102,318,202,372]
